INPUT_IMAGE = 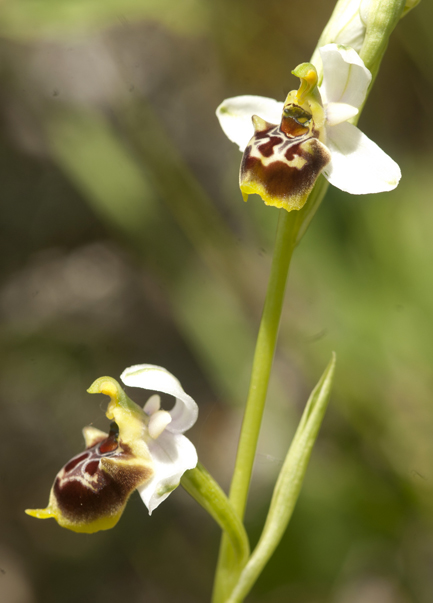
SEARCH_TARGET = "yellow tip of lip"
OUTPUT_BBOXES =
[25,508,54,519]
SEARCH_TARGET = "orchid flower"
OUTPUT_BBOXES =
[217,43,401,212]
[26,364,198,533]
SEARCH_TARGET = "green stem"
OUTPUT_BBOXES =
[212,178,329,603]
[181,463,250,568]
[228,210,299,517]
[212,209,299,602]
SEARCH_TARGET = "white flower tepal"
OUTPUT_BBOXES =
[121,364,199,514]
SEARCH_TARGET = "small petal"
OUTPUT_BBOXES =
[325,102,358,126]
[216,95,283,151]
[144,394,161,415]
[319,44,371,110]
[323,121,401,194]
[148,410,172,439]
[82,425,108,448]
[120,364,198,434]
[138,432,198,514]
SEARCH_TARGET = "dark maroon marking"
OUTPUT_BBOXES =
[285,144,300,161]
[64,452,90,473]
[258,136,283,158]
[85,460,100,476]
[283,137,310,161]
[254,128,274,141]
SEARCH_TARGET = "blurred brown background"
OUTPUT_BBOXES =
[1,0,433,601]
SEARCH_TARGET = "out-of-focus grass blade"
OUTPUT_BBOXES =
[0,0,209,41]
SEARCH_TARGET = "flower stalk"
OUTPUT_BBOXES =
[211,172,332,602]
[227,210,300,518]
[212,206,304,602]
[181,464,250,568]
[226,354,336,603]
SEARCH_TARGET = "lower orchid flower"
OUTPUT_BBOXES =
[26,364,198,533]
[217,43,401,212]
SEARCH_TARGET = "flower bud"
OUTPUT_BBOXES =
[312,0,420,76]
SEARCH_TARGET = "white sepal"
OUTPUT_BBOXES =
[138,432,198,514]
[121,364,198,434]
[216,95,283,151]
[323,121,401,194]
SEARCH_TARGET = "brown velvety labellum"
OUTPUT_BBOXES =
[53,423,152,526]
[240,113,330,210]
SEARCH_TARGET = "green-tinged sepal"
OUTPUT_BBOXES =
[26,377,154,534]
[226,354,337,603]
[239,63,330,212]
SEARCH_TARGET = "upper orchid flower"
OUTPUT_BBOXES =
[217,43,400,212]
[26,364,198,533]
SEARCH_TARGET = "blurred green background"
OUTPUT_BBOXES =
[1,0,433,601]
